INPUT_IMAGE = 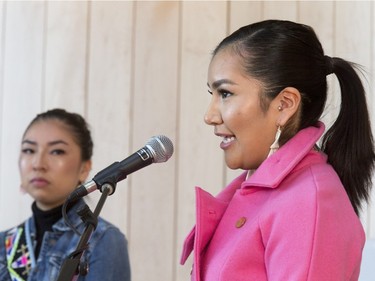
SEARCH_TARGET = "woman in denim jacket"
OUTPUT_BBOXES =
[0,108,131,281]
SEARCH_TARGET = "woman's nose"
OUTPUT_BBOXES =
[32,153,47,171]
[204,99,222,125]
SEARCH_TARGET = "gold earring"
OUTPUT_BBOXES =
[268,126,281,157]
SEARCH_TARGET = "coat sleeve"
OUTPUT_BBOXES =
[80,226,131,281]
[259,166,365,281]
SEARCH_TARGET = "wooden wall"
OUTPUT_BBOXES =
[0,1,373,280]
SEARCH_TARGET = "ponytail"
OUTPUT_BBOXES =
[321,58,375,215]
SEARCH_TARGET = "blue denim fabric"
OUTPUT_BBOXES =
[0,199,131,281]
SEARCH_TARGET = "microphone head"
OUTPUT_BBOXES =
[145,135,174,163]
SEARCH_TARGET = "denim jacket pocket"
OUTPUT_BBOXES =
[48,252,66,281]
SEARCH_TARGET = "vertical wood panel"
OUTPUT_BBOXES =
[130,2,179,280]
[176,2,227,279]
[229,1,263,33]
[85,0,134,236]
[263,1,298,20]
[0,1,45,230]
[43,1,88,112]
[0,0,4,209]
[0,1,4,120]
[336,2,371,66]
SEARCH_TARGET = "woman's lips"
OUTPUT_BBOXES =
[30,178,50,187]
[220,136,236,149]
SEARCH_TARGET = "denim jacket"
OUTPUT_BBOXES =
[0,199,131,281]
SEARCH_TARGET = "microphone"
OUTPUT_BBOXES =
[68,135,174,201]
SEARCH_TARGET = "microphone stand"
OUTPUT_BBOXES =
[56,183,115,281]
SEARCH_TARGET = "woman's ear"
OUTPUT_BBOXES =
[274,87,301,126]
[79,160,92,183]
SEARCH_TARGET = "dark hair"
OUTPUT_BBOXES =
[24,108,93,161]
[213,19,375,215]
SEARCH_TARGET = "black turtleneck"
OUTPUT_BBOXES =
[31,201,76,258]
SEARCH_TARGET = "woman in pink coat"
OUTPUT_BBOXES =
[181,20,375,280]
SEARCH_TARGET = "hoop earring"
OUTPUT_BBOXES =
[268,126,281,157]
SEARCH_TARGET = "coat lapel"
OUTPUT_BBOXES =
[181,173,246,280]
[180,187,229,265]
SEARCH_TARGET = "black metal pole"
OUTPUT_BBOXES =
[56,184,114,281]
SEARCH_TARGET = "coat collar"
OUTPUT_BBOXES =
[242,122,325,190]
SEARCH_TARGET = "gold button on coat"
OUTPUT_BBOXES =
[235,217,247,228]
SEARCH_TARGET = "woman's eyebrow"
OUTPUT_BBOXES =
[209,79,236,90]
[21,139,69,146]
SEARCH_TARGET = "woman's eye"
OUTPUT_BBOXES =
[220,90,232,99]
[21,148,34,154]
[51,149,66,155]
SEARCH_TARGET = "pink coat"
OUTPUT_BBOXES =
[181,123,365,281]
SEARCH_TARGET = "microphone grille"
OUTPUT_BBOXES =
[145,135,174,163]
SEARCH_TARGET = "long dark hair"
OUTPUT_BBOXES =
[213,20,375,215]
